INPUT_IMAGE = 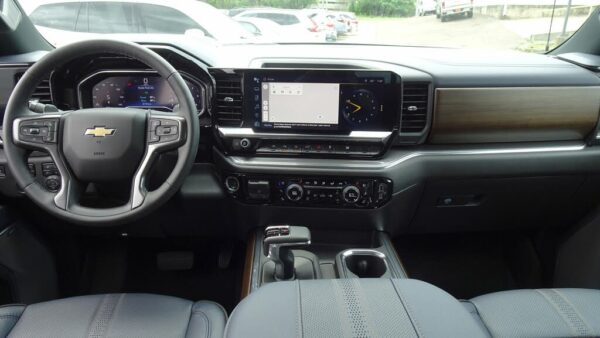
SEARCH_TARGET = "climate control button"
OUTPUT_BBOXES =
[285,183,304,202]
[342,185,361,204]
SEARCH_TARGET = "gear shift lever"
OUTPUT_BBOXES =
[263,225,311,280]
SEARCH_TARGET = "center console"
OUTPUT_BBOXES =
[243,226,408,296]
[210,68,401,210]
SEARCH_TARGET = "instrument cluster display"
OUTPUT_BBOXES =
[81,72,205,115]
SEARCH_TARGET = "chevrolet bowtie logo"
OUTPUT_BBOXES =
[84,127,116,137]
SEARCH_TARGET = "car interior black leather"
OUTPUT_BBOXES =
[1,293,226,338]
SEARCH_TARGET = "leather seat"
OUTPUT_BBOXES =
[0,293,226,338]
[225,278,490,338]
[226,278,600,338]
[466,288,600,338]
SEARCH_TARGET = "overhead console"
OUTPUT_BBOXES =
[209,68,402,158]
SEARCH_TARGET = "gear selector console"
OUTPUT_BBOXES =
[263,225,311,280]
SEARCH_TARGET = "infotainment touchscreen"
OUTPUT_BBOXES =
[244,70,400,132]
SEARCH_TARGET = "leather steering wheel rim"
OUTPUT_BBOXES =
[2,39,199,226]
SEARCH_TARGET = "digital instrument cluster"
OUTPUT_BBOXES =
[78,71,206,115]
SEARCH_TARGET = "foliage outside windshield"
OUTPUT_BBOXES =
[19,0,600,53]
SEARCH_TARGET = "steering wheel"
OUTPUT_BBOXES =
[2,39,199,226]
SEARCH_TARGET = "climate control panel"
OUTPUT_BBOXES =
[223,174,392,209]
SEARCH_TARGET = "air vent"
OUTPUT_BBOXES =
[15,73,53,104]
[400,83,429,133]
[214,74,243,127]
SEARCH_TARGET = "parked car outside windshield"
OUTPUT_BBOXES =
[21,0,253,46]
[17,0,600,53]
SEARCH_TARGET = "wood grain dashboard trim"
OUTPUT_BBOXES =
[430,87,600,143]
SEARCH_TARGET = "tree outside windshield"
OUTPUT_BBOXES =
[19,0,600,52]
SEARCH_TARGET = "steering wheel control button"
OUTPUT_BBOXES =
[43,120,57,131]
[225,176,240,193]
[159,134,179,143]
[342,185,361,204]
[42,163,59,177]
[148,119,181,144]
[27,163,36,176]
[19,118,59,144]
[147,132,160,143]
[44,176,61,192]
[156,125,178,136]
[148,119,161,131]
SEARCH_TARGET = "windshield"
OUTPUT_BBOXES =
[18,0,600,53]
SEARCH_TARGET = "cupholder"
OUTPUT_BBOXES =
[340,249,389,278]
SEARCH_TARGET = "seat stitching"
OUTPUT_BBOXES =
[461,300,493,338]
[296,280,303,338]
[87,294,122,338]
[210,301,228,323]
[188,308,210,338]
[183,303,194,338]
[390,280,422,338]
[535,289,592,337]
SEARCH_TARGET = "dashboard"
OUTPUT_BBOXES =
[2,41,600,235]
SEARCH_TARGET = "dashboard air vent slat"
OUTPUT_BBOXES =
[214,74,243,127]
[400,83,429,134]
[15,73,53,104]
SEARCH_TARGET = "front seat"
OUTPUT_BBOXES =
[0,293,226,338]
[466,288,600,338]
[225,279,600,338]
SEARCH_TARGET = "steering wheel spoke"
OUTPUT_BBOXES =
[131,112,187,209]
[13,113,62,151]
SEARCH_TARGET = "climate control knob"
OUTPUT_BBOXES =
[342,185,361,204]
[285,183,304,202]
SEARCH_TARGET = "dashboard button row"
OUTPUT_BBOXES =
[257,142,380,155]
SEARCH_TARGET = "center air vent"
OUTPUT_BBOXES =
[15,73,53,104]
[214,74,243,127]
[400,83,429,134]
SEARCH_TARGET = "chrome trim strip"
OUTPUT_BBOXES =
[217,127,392,142]
[341,249,387,259]
[223,144,586,171]
[339,249,389,278]
[76,69,207,116]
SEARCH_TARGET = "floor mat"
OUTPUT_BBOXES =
[394,232,543,300]
[81,237,244,313]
